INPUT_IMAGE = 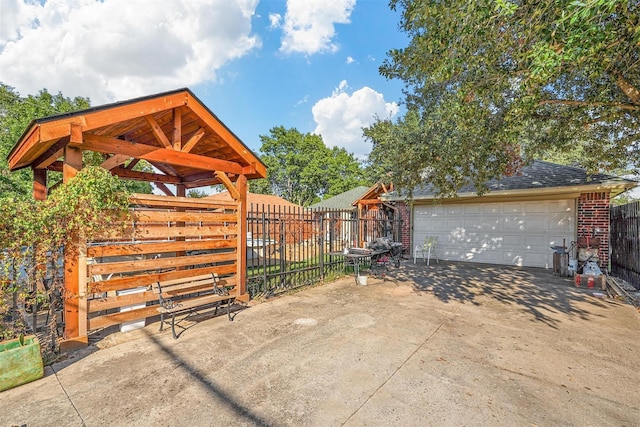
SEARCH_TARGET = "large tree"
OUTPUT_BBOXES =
[0,84,152,198]
[251,126,368,206]
[369,0,639,196]
[0,84,91,198]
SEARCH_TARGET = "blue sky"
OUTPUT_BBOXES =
[0,0,409,159]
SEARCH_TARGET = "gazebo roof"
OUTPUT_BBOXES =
[7,88,266,188]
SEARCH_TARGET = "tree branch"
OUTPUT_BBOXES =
[614,73,640,105]
[538,99,640,111]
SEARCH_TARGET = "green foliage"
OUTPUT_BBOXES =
[0,166,130,342]
[254,126,369,206]
[0,84,91,199]
[187,189,208,198]
[375,0,639,196]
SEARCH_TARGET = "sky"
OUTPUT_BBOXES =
[0,0,409,160]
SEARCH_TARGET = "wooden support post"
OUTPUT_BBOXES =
[236,174,248,302]
[33,167,47,200]
[173,107,182,151]
[61,143,88,347]
[176,184,186,263]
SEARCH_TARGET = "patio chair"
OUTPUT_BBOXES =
[414,236,439,265]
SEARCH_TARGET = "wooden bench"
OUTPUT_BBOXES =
[153,273,236,338]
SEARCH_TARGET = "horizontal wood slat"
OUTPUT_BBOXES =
[116,224,237,240]
[87,239,237,258]
[88,306,160,330]
[88,251,237,276]
[87,290,157,313]
[88,264,237,293]
[130,193,239,209]
[130,210,238,223]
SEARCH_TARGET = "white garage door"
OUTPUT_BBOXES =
[413,200,576,268]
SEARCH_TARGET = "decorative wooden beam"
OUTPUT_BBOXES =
[242,163,257,175]
[33,137,69,169]
[125,158,140,170]
[182,171,215,184]
[357,199,384,206]
[154,182,175,196]
[79,133,244,175]
[215,171,240,200]
[185,92,267,178]
[70,123,83,145]
[38,92,188,143]
[100,154,130,171]
[46,160,63,172]
[109,167,182,184]
[149,161,179,177]
[173,107,182,151]
[182,127,205,153]
[144,115,172,149]
[8,125,39,171]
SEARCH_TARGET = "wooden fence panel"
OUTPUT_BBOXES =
[85,194,240,332]
[610,201,640,290]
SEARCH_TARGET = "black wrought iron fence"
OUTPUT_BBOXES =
[246,205,402,297]
[610,201,640,290]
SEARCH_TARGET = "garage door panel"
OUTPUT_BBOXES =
[524,215,547,232]
[548,200,572,212]
[525,235,547,249]
[503,203,523,213]
[524,202,548,213]
[548,213,574,231]
[464,205,483,215]
[430,218,447,230]
[414,200,575,268]
[483,205,502,214]
[503,234,523,248]
[447,219,463,228]
[504,217,525,231]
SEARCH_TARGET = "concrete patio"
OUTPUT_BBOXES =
[1,262,639,426]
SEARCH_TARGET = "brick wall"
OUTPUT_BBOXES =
[396,201,411,252]
[577,192,610,266]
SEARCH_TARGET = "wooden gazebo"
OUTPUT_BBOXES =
[7,88,267,348]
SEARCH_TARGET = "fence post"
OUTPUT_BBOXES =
[262,211,267,295]
[319,214,325,281]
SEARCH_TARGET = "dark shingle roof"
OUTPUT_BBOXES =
[391,161,637,199]
[310,186,370,209]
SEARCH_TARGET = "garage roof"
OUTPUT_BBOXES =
[386,160,638,201]
[310,186,370,210]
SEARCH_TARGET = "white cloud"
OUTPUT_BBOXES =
[346,56,355,64]
[0,0,260,104]
[269,13,282,28]
[280,0,355,55]
[312,81,399,159]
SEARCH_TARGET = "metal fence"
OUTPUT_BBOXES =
[246,205,402,297]
[610,201,640,290]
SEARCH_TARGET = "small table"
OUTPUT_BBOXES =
[331,249,389,284]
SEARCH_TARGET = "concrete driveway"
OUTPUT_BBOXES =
[1,262,639,426]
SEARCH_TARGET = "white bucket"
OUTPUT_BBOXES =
[568,259,578,272]
[356,275,368,286]
[116,287,147,332]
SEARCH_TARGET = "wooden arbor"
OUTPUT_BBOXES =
[7,88,266,347]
